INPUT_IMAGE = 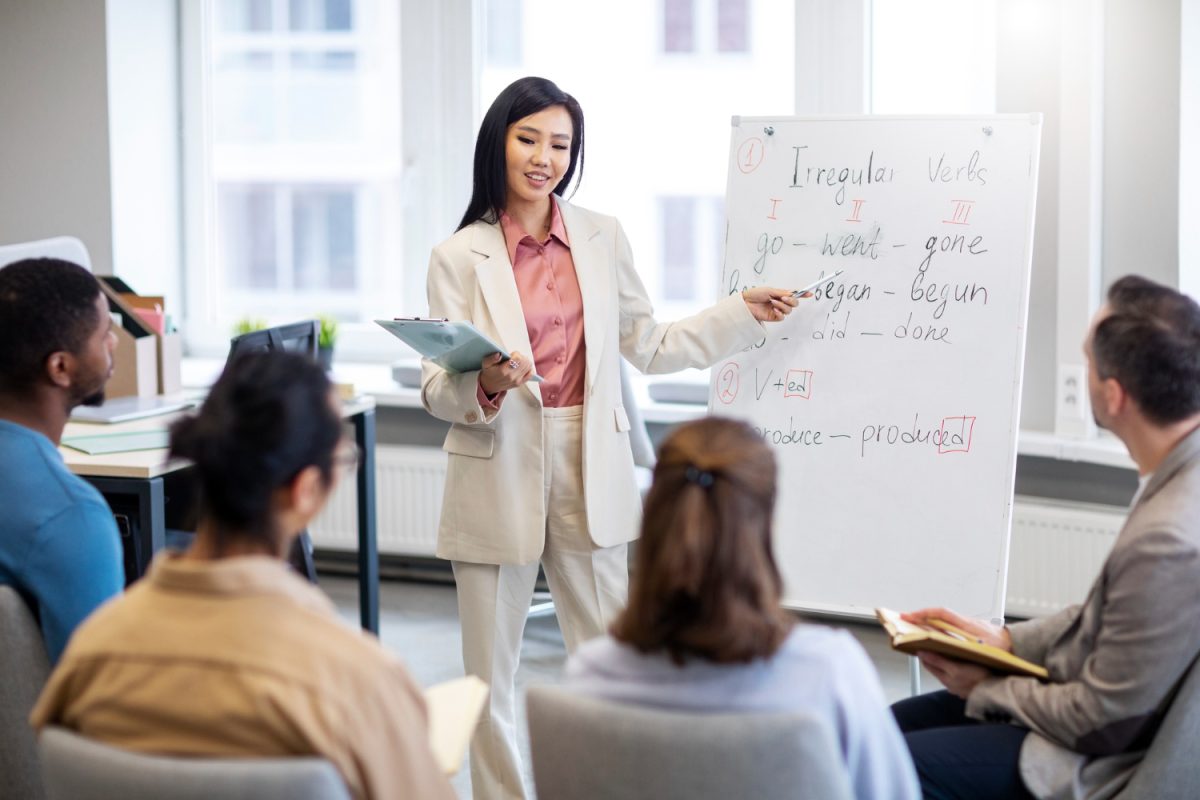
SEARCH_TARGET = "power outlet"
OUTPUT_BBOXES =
[1055,363,1095,438]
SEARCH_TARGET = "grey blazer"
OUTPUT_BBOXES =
[967,425,1200,799]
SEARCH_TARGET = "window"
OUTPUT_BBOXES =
[482,0,792,320]
[659,196,724,302]
[870,0,997,113]
[485,0,523,66]
[186,0,404,355]
[661,0,749,55]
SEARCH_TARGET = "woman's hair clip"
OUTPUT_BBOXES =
[685,465,715,488]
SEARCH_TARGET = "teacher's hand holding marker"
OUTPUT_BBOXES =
[790,268,845,300]
[419,75,803,800]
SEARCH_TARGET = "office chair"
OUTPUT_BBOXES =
[526,685,854,800]
[0,586,51,800]
[0,236,92,271]
[39,727,351,800]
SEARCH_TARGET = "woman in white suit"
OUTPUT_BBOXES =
[421,76,799,800]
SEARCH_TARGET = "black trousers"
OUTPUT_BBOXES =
[892,690,1035,800]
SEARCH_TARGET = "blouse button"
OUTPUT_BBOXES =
[547,283,554,291]
[553,317,562,326]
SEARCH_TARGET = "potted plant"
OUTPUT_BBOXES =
[317,315,338,371]
[233,317,267,336]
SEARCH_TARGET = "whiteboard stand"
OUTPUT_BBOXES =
[909,656,921,696]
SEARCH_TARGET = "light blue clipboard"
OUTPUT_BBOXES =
[375,318,544,382]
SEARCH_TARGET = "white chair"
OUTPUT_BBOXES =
[526,685,855,800]
[39,727,351,800]
[0,236,91,271]
[0,586,51,800]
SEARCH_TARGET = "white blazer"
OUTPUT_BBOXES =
[421,198,764,565]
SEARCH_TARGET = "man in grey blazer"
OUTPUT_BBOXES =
[892,275,1200,800]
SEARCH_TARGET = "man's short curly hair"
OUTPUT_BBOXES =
[0,258,103,394]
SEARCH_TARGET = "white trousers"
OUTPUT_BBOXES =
[453,405,629,800]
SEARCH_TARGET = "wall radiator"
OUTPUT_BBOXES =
[1006,497,1124,617]
[312,449,1126,618]
[311,445,446,557]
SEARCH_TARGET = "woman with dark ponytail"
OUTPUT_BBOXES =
[32,352,454,800]
[564,417,920,800]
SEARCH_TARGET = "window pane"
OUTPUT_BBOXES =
[481,1,795,318]
[202,0,403,337]
[293,187,358,290]
[485,0,523,67]
[663,0,695,53]
[871,0,997,113]
[218,0,273,32]
[289,0,353,31]
[219,185,277,289]
[716,0,749,53]
[661,197,696,301]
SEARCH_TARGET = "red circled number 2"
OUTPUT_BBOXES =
[717,362,740,404]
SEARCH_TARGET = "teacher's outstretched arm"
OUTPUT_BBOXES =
[612,219,800,375]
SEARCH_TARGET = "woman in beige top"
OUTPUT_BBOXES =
[33,351,454,800]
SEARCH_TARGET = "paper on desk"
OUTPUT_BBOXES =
[62,431,171,455]
[424,675,489,775]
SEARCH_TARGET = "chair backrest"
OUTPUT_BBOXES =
[1116,654,1200,798]
[526,685,855,800]
[39,727,352,800]
[0,236,92,271]
[0,585,51,800]
[619,358,656,471]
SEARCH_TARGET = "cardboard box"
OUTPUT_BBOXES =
[98,281,181,398]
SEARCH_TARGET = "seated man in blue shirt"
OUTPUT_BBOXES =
[0,258,123,662]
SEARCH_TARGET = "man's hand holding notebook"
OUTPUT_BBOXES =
[877,606,1048,681]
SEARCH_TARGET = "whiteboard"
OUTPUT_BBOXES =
[710,115,1042,622]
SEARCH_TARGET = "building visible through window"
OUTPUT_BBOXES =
[661,0,750,55]
[207,0,401,334]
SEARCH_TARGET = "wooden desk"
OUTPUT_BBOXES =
[60,397,380,634]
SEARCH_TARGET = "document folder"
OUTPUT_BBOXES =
[376,318,544,382]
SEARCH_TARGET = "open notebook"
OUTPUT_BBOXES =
[876,607,1049,680]
[424,675,489,775]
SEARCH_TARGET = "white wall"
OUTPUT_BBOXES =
[996,0,1063,432]
[1102,0,1181,290]
[1182,0,1200,299]
[0,0,115,273]
[106,0,183,302]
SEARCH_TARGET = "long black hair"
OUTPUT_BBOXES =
[169,351,341,554]
[457,76,585,231]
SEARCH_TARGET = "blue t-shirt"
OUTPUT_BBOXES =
[0,419,123,662]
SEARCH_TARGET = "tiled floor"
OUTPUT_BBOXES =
[322,575,935,799]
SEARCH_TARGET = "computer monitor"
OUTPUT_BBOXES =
[227,320,319,361]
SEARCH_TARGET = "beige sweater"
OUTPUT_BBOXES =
[32,554,455,800]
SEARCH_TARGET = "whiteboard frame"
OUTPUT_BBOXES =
[712,114,1043,624]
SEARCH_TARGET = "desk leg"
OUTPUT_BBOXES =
[355,407,380,635]
[84,476,165,580]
